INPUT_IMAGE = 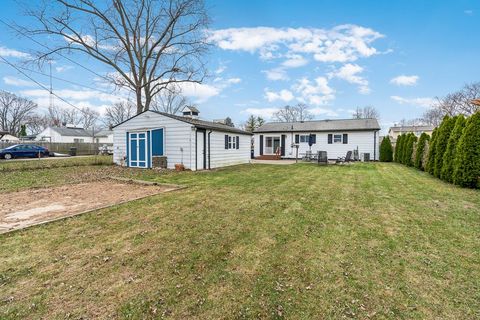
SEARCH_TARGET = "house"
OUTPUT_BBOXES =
[0,133,20,142]
[253,118,381,160]
[94,129,114,144]
[112,107,251,170]
[35,125,93,143]
[388,125,435,143]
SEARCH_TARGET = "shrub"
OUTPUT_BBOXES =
[396,134,405,163]
[404,133,417,167]
[434,116,456,178]
[453,112,480,188]
[441,115,466,182]
[380,136,393,162]
[414,133,430,170]
[426,128,438,175]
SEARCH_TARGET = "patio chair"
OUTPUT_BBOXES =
[336,151,352,165]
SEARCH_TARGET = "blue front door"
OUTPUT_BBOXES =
[129,132,147,168]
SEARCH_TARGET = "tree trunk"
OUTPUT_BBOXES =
[136,87,143,114]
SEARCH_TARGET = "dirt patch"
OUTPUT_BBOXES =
[0,180,180,234]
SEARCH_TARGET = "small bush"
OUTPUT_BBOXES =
[414,133,430,170]
[453,112,480,188]
[433,116,456,178]
[441,115,466,182]
[380,136,393,162]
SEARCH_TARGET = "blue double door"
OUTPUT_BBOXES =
[128,129,163,168]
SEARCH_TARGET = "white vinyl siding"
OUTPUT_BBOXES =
[209,131,250,169]
[254,130,379,160]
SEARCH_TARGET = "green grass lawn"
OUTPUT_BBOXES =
[0,162,479,319]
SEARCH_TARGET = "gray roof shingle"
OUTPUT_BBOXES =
[254,118,381,133]
[388,125,435,132]
[51,127,92,137]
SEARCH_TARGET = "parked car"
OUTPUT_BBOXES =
[0,144,49,160]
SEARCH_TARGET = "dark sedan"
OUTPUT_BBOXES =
[0,144,49,160]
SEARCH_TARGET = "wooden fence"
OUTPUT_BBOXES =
[0,141,113,155]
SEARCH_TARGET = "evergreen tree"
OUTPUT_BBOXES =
[441,115,466,182]
[426,128,438,175]
[401,133,412,164]
[396,134,405,163]
[433,116,456,178]
[379,136,393,162]
[404,133,417,166]
[414,133,430,170]
[453,113,480,188]
[19,124,27,137]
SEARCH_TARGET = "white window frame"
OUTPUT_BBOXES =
[333,134,342,144]
[299,134,309,143]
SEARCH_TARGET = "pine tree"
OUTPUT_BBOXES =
[396,134,405,163]
[453,113,480,188]
[404,133,417,166]
[426,128,438,175]
[434,116,456,178]
[401,133,412,164]
[19,124,27,137]
[380,136,393,162]
[441,115,466,182]
[414,133,430,170]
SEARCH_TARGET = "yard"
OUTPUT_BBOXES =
[0,159,479,319]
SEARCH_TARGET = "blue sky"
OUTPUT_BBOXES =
[0,0,479,131]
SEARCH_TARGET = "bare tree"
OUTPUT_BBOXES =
[104,101,134,126]
[0,91,38,136]
[22,0,210,114]
[150,84,188,114]
[422,82,480,125]
[48,105,99,129]
[352,106,380,119]
[273,104,313,122]
[80,107,100,130]
[24,113,50,134]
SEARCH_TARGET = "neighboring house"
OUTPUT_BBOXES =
[0,133,20,142]
[35,126,93,143]
[94,129,114,144]
[388,125,435,143]
[253,118,381,160]
[112,107,251,170]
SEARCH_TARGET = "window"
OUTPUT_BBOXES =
[74,138,85,143]
[299,135,309,143]
[225,135,239,149]
[328,133,348,144]
[333,134,342,143]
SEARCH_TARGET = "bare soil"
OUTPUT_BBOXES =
[0,180,178,233]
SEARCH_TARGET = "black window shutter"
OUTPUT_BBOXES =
[312,134,316,144]
[295,134,299,144]
[225,135,228,149]
[236,136,239,149]
[343,134,348,144]
[328,134,333,144]
[259,135,263,155]
[281,135,286,156]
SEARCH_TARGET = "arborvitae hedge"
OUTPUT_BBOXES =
[394,134,401,162]
[396,134,405,163]
[414,133,429,170]
[453,112,480,188]
[441,115,466,182]
[380,136,393,162]
[404,134,417,167]
[425,128,438,174]
[433,116,456,178]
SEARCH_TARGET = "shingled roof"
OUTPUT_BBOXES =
[51,127,92,137]
[254,118,381,133]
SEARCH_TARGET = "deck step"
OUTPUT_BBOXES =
[255,155,281,160]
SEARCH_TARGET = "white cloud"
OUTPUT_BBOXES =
[308,107,339,117]
[281,54,308,68]
[390,95,434,108]
[293,76,335,105]
[20,88,122,104]
[0,46,29,58]
[243,107,279,119]
[390,75,419,86]
[55,65,74,73]
[208,25,384,63]
[264,89,294,103]
[178,82,220,103]
[329,63,370,94]
[263,68,289,81]
[3,76,35,87]
[226,77,241,84]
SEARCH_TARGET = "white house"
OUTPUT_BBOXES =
[253,118,381,160]
[94,129,114,144]
[0,133,20,142]
[112,107,252,170]
[35,126,93,143]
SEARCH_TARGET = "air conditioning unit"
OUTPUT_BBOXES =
[360,153,370,162]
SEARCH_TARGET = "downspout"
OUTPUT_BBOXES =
[208,130,212,169]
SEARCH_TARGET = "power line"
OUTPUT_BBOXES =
[0,18,110,82]
[0,55,86,114]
